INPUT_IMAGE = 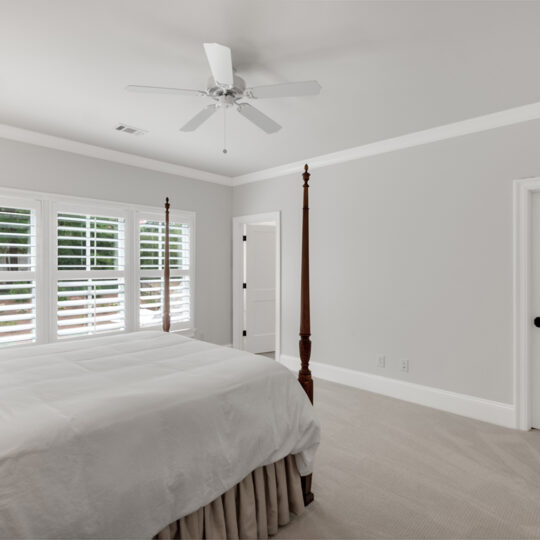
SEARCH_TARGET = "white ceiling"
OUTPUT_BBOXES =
[1,1,540,178]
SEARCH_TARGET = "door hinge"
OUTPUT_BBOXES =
[243,235,247,241]
[242,330,247,337]
[243,282,247,289]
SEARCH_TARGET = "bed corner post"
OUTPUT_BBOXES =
[298,164,313,402]
[163,197,171,333]
[299,164,314,506]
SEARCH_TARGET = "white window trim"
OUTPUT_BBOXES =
[0,186,195,346]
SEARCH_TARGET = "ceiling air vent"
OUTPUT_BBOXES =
[115,123,148,136]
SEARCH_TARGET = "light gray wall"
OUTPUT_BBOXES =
[0,138,232,345]
[6,118,540,404]
[234,120,540,404]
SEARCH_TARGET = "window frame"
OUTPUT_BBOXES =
[0,186,195,347]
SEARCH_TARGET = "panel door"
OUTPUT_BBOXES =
[244,224,276,353]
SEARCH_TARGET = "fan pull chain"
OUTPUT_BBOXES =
[222,106,228,154]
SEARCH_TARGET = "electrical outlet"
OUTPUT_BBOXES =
[400,359,409,373]
[377,355,386,368]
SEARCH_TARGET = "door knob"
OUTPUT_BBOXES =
[535,317,540,328]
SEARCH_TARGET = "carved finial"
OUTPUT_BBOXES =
[165,197,170,209]
[302,164,310,186]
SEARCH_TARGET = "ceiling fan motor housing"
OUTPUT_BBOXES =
[207,74,246,106]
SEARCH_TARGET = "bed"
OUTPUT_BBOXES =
[0,166,318,540]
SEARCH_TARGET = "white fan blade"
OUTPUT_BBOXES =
[237,103,281,134]
[247,80,321,99]
[203,43,234,87]
[126,85,206,96]
[180,105,217,132]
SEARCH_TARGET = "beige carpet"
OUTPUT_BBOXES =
[276,378,540,540]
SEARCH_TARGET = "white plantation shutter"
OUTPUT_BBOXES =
[140,221,190,271]
[55,209,126,339]
[57,213,124,270]
[57,278,125,337]
[0,205,37,345]
[138,216,192,329]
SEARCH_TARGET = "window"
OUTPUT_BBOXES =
[55,210,126,339]
[0,203,37,345]
[0,189,194,347]
[138,215,192,330]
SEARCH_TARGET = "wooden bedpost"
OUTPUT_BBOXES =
[299,164,314,506]
[298,164,313,402]
[163,197,171,333]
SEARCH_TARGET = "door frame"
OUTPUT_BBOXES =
[232,212,281,360]
[513,177,540,430]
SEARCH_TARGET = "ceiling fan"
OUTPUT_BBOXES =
[126,43,321,136]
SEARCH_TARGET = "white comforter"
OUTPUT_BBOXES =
[0,332,320,539]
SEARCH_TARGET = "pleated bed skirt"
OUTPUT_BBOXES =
[153,455,304,540]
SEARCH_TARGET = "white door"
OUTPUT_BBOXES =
[244,224,276,353]
[532,192,540,428]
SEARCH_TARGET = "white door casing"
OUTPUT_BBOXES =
[530,192,540,427]
[513,177,540,430]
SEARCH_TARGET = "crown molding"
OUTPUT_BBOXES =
[3,100,540,189]
[0,124,232,186]
[232,100,540,186]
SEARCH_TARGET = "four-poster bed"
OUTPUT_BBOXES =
[157,164,315,535]
[0,166,318,540]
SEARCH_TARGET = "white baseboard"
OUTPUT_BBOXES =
[280,355,516,429]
